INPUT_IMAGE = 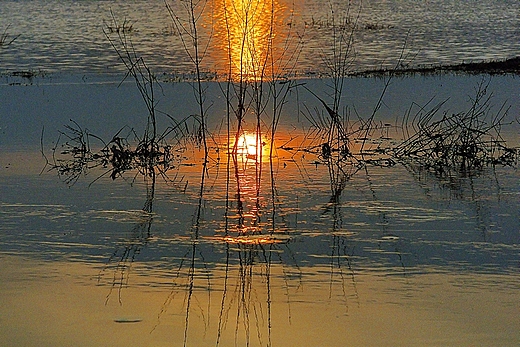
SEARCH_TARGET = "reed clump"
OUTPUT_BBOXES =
[48,120,192,185]
[392,81,518,177]
[45,14,202,186]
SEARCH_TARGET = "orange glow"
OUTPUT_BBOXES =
[214,0,285,80]
[235,132,263,157]
[221,235,286,245]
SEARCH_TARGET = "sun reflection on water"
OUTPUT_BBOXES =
[214,0,286,80]
[221,234,285,245]
[234,132,265,159]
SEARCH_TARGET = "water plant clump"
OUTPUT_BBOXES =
[392,80,518,178]
[44,14,203,186]
[46,120,193,185]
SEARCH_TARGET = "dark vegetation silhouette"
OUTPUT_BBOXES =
[393,79,518,177]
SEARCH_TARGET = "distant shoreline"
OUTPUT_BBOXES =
[2,57,520,83]
[349,56,520,78]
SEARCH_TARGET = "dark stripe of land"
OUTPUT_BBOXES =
[350,56,520,77]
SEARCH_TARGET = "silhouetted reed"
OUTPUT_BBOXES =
[392,79,518,178]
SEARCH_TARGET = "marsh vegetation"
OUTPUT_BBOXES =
[12,1,520,346]
[47,1,518,189]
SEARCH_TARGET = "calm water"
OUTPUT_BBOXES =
[1,149,519,346]
[1,74,520,345]
[0,0,520,75]
[1,0,520,346]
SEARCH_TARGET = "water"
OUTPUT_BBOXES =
[1,148,520,346]
[1,74,520,345]
[1,1,520,346]
[1,0,519,75]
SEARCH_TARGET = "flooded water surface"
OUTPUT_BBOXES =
[2,151,519,346]
[1,0,520,346]
[1,74,520,346]
[1,0,520,75]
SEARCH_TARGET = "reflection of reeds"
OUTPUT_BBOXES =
[100,171,156,305]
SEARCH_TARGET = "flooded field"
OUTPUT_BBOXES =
[1,0,520,346]
[1,73,519,346]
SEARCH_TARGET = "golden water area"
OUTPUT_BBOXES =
[1,253,518,347]
[212,0,287,79]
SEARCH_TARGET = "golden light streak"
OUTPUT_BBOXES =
[214,0,285,80]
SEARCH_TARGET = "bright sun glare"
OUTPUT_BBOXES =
[236,133,262,157]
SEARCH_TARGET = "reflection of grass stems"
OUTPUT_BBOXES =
[308,2,400,313]
[216,1,303,340]
[165,2,213,345]
[101,210,154,305]
[216,244,231,345]
[328,233,358,312]
[100,173,155,305]
[217,5,303,341]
